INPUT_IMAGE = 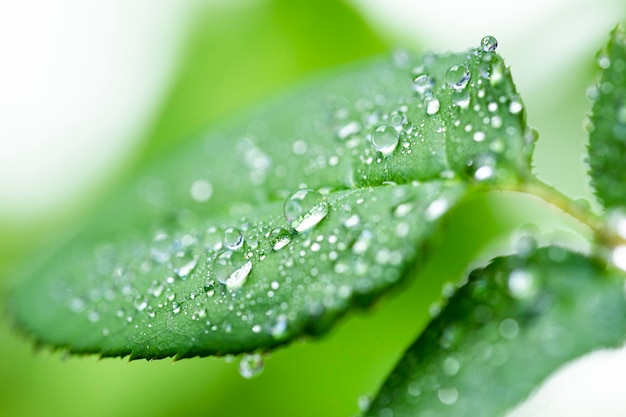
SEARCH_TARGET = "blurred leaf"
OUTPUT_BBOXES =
[365,247,626,417]
[137,0,389,161]
[9,42,531,359]
[588,24,626,209]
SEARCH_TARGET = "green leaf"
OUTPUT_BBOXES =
[8,41,531,359]
[365,247,626,417]
[588,25,626,209]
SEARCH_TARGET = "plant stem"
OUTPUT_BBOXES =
[495,176,621,247]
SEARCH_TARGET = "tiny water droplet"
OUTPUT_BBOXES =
[283,189,329,233]
[507,269,537,299]
[446,64,471,90]
[223,227,244,250]
[190,179,213,202]
[618,106,626,124]
[480,35,498,52]
[352,230,373,254]
[438,387,459,405]
[413,74,434,96]
[499,318,520,339]
[425,97,440,115]
[473,131,486,142]
[239,353,264,379]
[443,356,460,376]
[371,125,400,156]
[509,97,523,114]
[598,54,611,69]
[468,153,496,181]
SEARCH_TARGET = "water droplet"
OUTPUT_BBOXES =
[336,121,361,140]
[480,35,498,52]
[223,227,244,251]
[239,353,264,379]
[507,269,537,298]
[452,90,470,108]
[269,227,292,250]
[499,318,520,339]
[598,54,611,69]
[443,356,460,376]
[371,125,399,156]
[352,230,373,254]
[283,189,329,233]
[357,395,372,412]
[190,179,213,202]
[509,97,523,114]
[213,251,253,289]
[270,314,288,339]
[438,387,459,405]
[172,251,198,278]
[446,64,471,90]
[468,153,496,181]
[389,111,406,127]
[473,131,486,142]
[425,97,440,115]
[425,197,450,221]
[413,74,434,96]
[618,106,626,124]
[343,214,360,228]
[150,232,172,263]
[611,245,626,271]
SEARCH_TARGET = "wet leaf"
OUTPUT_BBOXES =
[588,25,626,209]
[8,39,531,359]
[365,247,626,417]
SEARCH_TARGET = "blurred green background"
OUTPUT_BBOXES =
[1,0,625,416]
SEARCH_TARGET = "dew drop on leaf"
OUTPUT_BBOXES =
[283,189,329,233]
[445,64,471,90]
[189,179,213,202]
[425,97,441,115]
[212,250,253,289]
[480,35,498,52]
[473,131,486,142]
[438,387,459,405]
[239,353,264,379]
[268,227,292,250]
[412,74,434,96]
[507,269,537,298]
[509,97,523,115]
[370,124,400,156]
[223,227,244,251]
[150,232,172,263]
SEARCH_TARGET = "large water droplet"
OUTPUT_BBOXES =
[283,189,329,233]
[468,153,497,181]
[213,251,253,289]
[172,252,198,278]
[371,125,399,156]
[223,227,244,251]
[239,353,264,379]
[480,35,498,52]
[446,64,471,90]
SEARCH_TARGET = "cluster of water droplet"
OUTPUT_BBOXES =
[58,35,529,369]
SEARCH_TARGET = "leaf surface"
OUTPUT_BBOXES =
[589,25,626,209]
[365,247,626,417]
[9,40,531,359]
